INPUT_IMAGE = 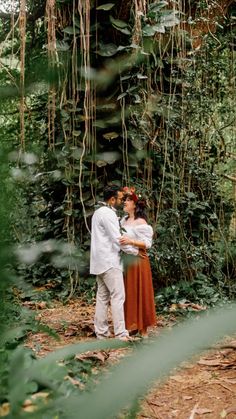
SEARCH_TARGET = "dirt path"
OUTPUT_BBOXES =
[25,298,236,418]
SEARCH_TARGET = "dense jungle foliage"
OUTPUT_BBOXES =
[0,1,235,418]
[0,0,235,306]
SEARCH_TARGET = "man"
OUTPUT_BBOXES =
[90,185,129,340]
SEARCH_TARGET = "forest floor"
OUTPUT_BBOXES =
[24,297,236,419]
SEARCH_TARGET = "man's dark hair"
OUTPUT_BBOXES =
[103,185,122,202]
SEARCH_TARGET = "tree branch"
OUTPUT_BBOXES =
[223,174,236,182]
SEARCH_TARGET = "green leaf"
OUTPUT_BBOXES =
[94,120,107,128]
[71,147,83,160]
[149,1,168,12]
[143,24,165,36]
[60,110,70,120]
[96,160,106,167]
[102,132,119,140]
[152,24,165,33]
[116,45,128,51]
[142,25,156,37]
[96,3,115,10]
[161,13,180,27]
[97,43,118,57]
[63,26,80,35]
[110,16,128,28]
[117,93,127,100]
[72,130,81,137]
[114,27,131,35]
[185,192,196,199]
[64,210,72,216]
[96,151,121,165]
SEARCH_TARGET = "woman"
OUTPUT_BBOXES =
[119,188,156,337]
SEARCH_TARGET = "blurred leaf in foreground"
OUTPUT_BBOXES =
[4,303,236,419]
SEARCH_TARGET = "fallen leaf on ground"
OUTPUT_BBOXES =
[221,341,236,350]
[65,375,85,389]
[147,400,163,407]
[22,301,47,310]
[195,407,213,414]
[64,325,79,337]
[223,378,236,384]
[75,350,109,363]
[170,375,185,383]
[198,359,227,367]
[225,405,236,414]
[169,303,207,312]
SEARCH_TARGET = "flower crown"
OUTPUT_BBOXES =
[123,186,140,203]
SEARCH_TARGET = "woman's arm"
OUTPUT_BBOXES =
[119,224,153,249]
[119,235,146,250]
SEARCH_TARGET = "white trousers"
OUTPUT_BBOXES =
[94,268,128,338]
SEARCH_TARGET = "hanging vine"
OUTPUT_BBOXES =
[46,0,57,150]
[78,0,93,233]
[19,0,26,151]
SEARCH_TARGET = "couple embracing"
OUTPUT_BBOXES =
[90,185,156,341]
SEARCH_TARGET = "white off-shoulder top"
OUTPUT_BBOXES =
[120,219,153,256]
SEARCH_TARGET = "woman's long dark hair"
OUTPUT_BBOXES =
[124,195,147,221]
[135,199,147,221]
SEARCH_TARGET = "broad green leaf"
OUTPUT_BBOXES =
[152,24,165,33]
[185,192,196,199]
[94,120,107,128]
[161,13,180,27]
[96,160,107,167]
[60,110,70,119]
[116,45,128,51]
[143,23,165,36]
[97,43,118,57]
[96,3,115,11]
[113,27,131,35]
[63,26,80,35]
[110,16,128,28]
[142,25,156,37]
[102,132,119,140]
[96,151,121,164]
[72,130,81,137]
[149,1,168,12]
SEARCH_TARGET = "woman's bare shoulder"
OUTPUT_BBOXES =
[134,218,147,225]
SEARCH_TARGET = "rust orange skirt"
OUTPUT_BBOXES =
[123,250,156,333]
